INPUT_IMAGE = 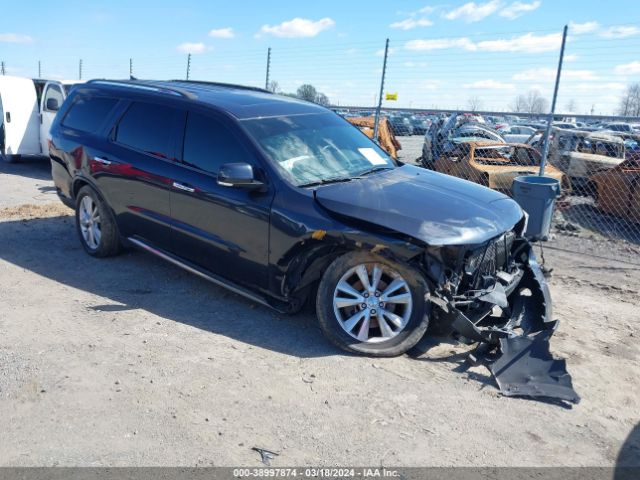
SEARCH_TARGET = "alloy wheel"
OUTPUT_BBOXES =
[332,263,413,343]
[79,195,102,250]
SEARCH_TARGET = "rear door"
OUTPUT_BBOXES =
[40,82,65,155]
[101,100,184,250]
[0,76,40,156]
[169,109,273,290]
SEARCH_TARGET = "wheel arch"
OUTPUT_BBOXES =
[280,231,425,305]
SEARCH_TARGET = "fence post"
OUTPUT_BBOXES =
[78,59,83,80]
[265,47,271,90]
[539,25,568,176]
[38,60,41,78]
[186,53,191,80]
[373,38,390,142]
[129,58,133,79]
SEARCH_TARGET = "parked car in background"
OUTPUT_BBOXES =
[49,79,552,358]
[599,122,636,133]
[590,154,640,223]
[498,125,537,144]
[388,116,414,136]
[525,127,625,189]
[432,142,568,193]
[409,116,430,135]
[0,75,79,162]
[422,113,505,166]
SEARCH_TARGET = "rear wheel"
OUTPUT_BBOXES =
[316,251,430,356]
[75,186,121,257]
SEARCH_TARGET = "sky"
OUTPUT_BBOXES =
[1,0,640,114]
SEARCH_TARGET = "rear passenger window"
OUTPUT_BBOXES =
[116,102,179,159]
[182,112,250,174]
[62,96,117,133]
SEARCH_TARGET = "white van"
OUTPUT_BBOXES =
[0,75,79,162]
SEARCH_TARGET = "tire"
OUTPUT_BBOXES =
[316,251,430,356]
[75,185,121,257]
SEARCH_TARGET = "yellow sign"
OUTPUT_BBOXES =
[385,92,398,101]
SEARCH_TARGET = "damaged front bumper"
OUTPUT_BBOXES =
[429,240,579,404]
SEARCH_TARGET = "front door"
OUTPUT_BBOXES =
[169,110,273,291]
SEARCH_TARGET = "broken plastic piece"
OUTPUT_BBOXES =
[252,447,279,466]
[489,331,580,404]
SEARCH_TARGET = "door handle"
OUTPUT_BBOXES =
[94,157,112,165]
[172,182,195,193]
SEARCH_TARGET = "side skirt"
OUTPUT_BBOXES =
[127,237,287,313]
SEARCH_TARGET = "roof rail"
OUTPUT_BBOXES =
[86,79,189,98]
[169,79,272,94]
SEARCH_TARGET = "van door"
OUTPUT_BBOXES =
[0,76,40,158]
[40,82,65,155]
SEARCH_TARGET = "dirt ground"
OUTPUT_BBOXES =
[0,159,639,467]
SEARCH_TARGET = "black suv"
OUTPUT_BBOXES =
[50,80,553,357]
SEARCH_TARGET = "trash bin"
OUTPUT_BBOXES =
[512,175,561,241]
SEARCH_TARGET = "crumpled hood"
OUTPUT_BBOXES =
[314,165,523,246]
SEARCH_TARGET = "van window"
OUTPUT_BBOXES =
[43,84,64,112]
[182,112,250,174]
[62,96,118,133]
[115,102,179,159]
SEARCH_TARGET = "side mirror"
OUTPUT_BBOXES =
[46,98,60,111]
[218,163,264,190]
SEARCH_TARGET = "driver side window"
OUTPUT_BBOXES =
[181,112,252,175]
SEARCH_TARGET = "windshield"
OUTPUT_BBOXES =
[242,113,395,186]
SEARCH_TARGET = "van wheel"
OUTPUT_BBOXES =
[316,251,430,356]
[75,186,121,257]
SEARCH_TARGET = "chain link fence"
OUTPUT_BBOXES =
[3,22,640,263]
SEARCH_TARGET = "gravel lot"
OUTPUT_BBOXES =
[0,158,639,467]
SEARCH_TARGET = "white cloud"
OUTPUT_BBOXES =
[475,32,562,52]
[513,68,598,81]
[176,42,210,54]
[614,61,640,75]
[390,17,433,30]
[564,54,578,62]
[405,32,561,53]
[0,33,34,44]
[258,17,335,38]
[464,79,515,90]
[569,21,599,34]
[443,1,501,23]
[208,27,234,39]
[599,26,640,39]
[499,1,541,20]
[405,37,476,51]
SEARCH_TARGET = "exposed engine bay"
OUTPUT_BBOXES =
[424,217,580,404]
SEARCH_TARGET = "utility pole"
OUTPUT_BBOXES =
[539,25,568,176]
[38,60,41,78]
[186,53,191,80]
[373,38,390,142]
[78,59,83,80]
[265,47,271,90]
[129,58,133,79]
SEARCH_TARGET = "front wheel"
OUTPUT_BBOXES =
[316,252,430,356]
